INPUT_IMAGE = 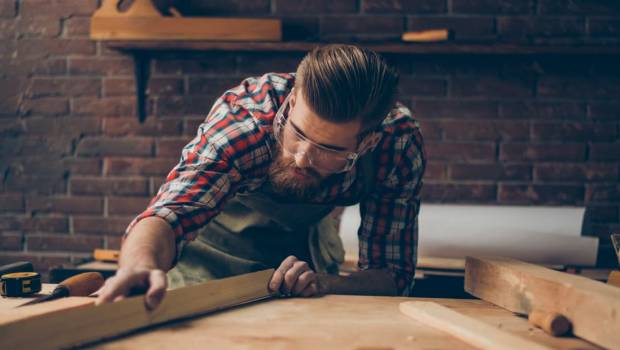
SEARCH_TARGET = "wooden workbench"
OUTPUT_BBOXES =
[0,286,601,349]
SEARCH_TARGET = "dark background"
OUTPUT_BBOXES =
[1,0,619,276]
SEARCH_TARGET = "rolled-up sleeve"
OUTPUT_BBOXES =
[124,93,272,260]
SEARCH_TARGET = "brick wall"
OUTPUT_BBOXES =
[1,0,619,277]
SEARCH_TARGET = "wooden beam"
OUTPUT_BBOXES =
[91,17,282,41]
[399,301,554,350]
[0,269,274,350]
[465,256,620,350]
[90,0,281,41]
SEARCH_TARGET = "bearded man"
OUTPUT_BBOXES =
[96,44,426,309]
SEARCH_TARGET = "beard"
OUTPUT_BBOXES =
[268,147,323,200]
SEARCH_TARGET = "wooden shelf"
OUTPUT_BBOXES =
[106,41,620,55]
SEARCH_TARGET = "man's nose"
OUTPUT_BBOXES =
[294,142,312,168]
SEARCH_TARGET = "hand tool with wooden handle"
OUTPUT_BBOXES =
[19,272,104,307]
[93,248,120,262]
[402,29,450,42]
[528,310,571,336]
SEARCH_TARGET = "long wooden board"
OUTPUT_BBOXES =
[90,0,281,41]
[85,296,600,350]
[91,17,282,41]
[0,269,274,350]
[465,256,620,350]
[400,301,554,350]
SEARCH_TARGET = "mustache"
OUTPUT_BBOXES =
[279,159,321,179]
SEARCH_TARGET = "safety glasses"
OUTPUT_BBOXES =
[273,94,360,173]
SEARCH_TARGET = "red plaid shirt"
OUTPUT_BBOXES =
[126,73,426,295]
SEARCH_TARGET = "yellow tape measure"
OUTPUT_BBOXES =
[1,272,42,297]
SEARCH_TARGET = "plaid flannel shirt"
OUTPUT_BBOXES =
[125,73,426,295]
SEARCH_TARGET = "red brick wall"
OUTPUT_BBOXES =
[1,0,619,276]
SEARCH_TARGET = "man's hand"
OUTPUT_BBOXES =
[95,266,167,310]
[269,255,319,297]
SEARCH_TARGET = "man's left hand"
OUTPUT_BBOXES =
[269,255,319,297]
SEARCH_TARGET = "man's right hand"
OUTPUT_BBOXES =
[95,266,167,310]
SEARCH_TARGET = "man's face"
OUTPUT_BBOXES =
[268,88,362,199]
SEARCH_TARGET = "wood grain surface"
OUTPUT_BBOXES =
[465,256,620,350]
[400,301,554,350]
[0,270,274,350]
[0,276,602,349]
[88,296,600,350]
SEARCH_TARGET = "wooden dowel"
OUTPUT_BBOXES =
[528,310,571,336]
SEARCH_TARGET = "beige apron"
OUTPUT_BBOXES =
[167,152,376,289]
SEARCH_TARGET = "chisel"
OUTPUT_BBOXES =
[19,272,104,307]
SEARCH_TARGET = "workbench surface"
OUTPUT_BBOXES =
[0,287,601,349]
[87,295,598,349]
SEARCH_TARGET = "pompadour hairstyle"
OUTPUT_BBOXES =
[295,44,399,131]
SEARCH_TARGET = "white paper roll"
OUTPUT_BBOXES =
[339,204,598,267]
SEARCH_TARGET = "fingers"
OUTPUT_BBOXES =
[269,255,298,292]
[283,260,310,294]
[269,255,317,297]
[96,272,143,306]
[291,270,315,295]
[300,282,318,297]
[145,270,167,310]
[95,268,167,310]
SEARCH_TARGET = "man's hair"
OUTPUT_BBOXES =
[295,44,399,131]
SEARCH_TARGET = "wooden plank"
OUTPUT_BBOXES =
[0,295,599,350]
[91,17,282,41]
[93,297,589,350]
[90,0,281,41]
[465,256,620,350]
[0,269,274,350]
[400,301,554,350]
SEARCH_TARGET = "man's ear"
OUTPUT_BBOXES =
[357,131,382,155]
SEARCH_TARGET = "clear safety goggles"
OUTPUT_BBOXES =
[273,94,360,173]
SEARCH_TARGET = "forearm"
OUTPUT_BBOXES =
[120,216,176,271]
[317,269,398,296]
